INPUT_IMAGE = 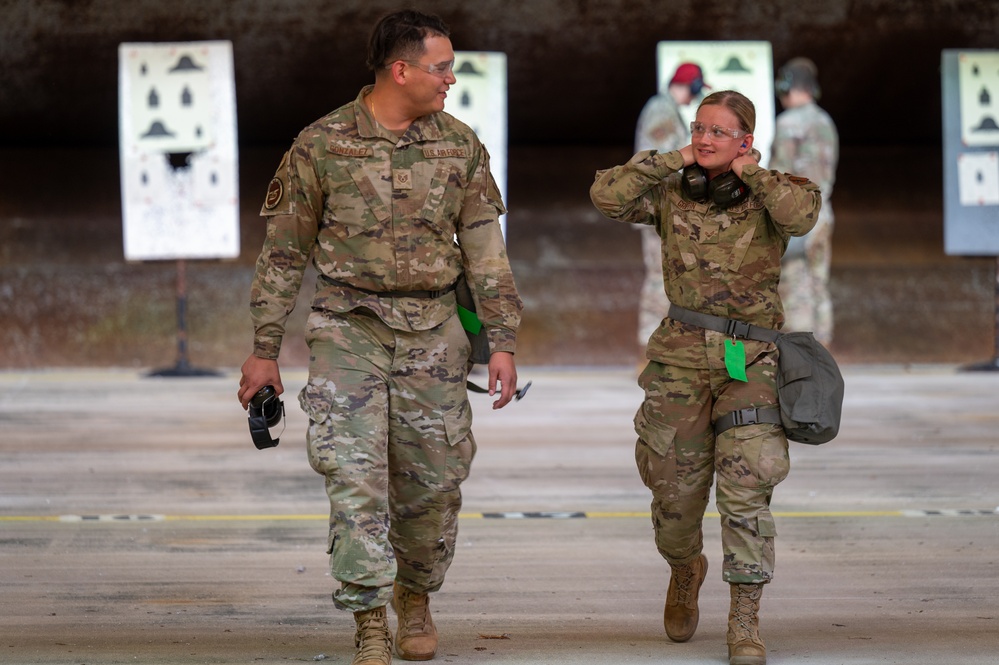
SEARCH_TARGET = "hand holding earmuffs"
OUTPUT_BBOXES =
[730,143,762,179]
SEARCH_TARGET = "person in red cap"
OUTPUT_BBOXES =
[633,62,709,368]
[670,62,708,93]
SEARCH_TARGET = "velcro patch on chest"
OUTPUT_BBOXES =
[423,147,467,158]
[393,169,413,190]
[330,144,374,157]
[728,197,765,214]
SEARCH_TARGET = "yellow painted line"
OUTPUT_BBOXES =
[163,514,325,522]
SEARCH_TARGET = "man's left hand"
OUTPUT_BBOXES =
[487,351,518,409]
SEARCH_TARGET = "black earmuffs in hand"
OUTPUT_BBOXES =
[248,385,284,449]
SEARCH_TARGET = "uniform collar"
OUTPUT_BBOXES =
[354,85,445,145]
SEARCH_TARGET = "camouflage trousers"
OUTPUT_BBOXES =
[298,308,476,612]
[634,351,790,584]
[780,220,833,345]
[638,224,671,348]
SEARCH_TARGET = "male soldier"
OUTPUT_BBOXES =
[771,57,839,346]
[237,10,523,665]
[633,63,707,361]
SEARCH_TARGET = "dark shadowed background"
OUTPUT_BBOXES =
[1,0,997,369]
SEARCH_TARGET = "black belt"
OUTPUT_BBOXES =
[667,304,781,344]
[320,275,457,299]
[714,406,782,435]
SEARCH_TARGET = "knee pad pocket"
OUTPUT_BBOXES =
[719,422,790,488]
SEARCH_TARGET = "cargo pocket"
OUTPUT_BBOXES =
[634,405,678,495]
[299,382,339,476]
[756,509,778,539]
[440,400,475,491]
[442,400,472,446]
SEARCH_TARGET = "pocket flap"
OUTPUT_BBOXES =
[298,381,336,425]
[442,400,472,447]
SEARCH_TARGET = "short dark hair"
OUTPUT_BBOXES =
[366,10,450,72]
[775,57,821,99]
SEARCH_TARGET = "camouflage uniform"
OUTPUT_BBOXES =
[633,93,689,348]
[250,85,522,612]
[770,101,838,345]
[589,149,821,583]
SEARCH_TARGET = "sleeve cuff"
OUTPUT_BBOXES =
[487,327,517,356]
[253,338,282,360]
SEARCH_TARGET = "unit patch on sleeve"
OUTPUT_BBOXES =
[260,150,294,216]
[263,177,284,210]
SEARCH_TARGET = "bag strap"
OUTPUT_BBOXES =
[668,304,781,344]
[714,406,782,435]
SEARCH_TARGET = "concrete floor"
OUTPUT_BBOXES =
[2,365,998,664]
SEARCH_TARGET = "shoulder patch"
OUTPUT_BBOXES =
[786,174,813,186]
[263,177,283,210]
[260,150,294,217]
[424,147,467,159]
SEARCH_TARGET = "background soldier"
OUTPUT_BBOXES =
[633,63,707,362]
[771,57,840,346]
[237,10,523,665]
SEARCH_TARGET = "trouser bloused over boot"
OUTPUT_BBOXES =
[634,352,789,585]
[300,310,475,613]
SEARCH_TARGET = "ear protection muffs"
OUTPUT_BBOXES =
[680,164,751,207]
[248,385,284,449]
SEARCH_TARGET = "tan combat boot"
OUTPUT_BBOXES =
[352,606,393,665]
[727,583,766,665]
[392,582,438,661]
[664,553,708,642]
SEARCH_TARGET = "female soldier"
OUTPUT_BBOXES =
[590,90,821,665]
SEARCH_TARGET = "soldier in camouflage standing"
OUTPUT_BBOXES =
[633,63,707,359]
[237,10,523,665]
[590,90,821,665]
[771,57,839,346]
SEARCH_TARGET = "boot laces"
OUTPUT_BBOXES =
[397,588,430,633]
[731,586,762,642]
[354,612,391,662]
[672,564,697,605]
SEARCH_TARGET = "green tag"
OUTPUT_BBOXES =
[457,304,482,335]
[724,339,748,382]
